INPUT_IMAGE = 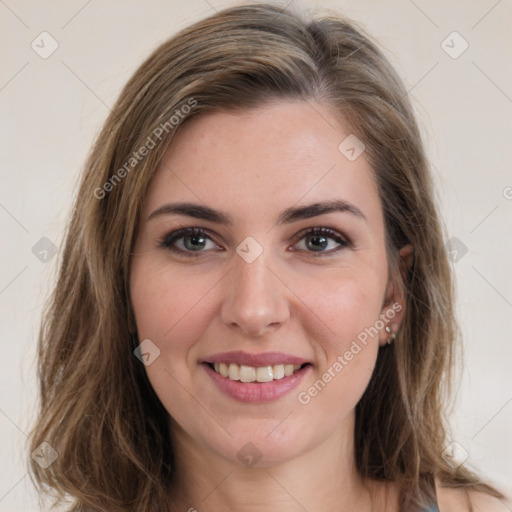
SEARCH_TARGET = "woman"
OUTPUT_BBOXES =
[28,3,507,511]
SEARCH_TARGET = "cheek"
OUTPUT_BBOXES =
[129,257,223,399]
[294,262,386,351]
[291,264,385,411]
[129,259,219,419]
[130,257,217,343]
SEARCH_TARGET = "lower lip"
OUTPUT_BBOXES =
[202,363,312,403]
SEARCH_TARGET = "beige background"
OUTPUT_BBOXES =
[1,0,511,510]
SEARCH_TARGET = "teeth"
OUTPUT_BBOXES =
[284,364,295,377]
[211,362,303,382]
[239,365,256,382]
[219,363,229,377]
[256,366,273,383]
[228,363,240,381]
[273,364,285,379]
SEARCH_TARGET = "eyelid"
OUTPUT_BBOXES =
[291,226,350,246]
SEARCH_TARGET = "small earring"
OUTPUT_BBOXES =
[385,325,396,344]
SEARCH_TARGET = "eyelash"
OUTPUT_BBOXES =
[157,225,351,258]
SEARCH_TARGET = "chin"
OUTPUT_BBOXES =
[206,420,318,469]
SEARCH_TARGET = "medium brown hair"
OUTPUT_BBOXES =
[28,3,503,511]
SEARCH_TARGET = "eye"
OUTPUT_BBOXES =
[159,225,350,258]
[291,227,350,256]
[159,227,221,256]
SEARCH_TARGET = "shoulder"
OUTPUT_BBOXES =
[466,490,510,511]
[436,486,509,511]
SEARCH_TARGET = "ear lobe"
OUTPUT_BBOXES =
[378,244,413,346]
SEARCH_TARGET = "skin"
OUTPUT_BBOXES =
[130,100,411,511]
[435,484,508,512]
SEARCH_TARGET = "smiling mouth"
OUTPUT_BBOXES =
[205,362,311,383]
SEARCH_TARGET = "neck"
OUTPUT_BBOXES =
[167,414,394,512]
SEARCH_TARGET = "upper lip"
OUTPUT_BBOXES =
[201,351,311,367]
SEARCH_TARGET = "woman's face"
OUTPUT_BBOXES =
[130,100,404,467]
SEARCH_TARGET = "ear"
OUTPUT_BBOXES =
[398,243,414,282]
[378,244,413,346]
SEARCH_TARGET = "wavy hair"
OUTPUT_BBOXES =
[28,3,503,511]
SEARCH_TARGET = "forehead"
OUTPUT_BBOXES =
[145,101,381,226]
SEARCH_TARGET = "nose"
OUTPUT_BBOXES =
[220,251,290,337]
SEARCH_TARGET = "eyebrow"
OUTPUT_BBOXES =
[148,199,367,226]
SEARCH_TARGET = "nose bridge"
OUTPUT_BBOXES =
[221,247,289,336]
